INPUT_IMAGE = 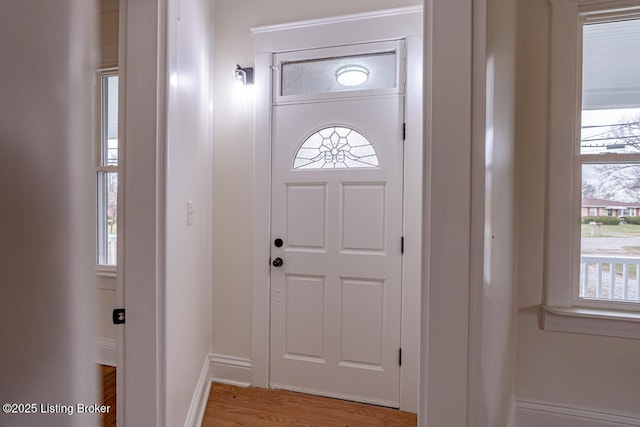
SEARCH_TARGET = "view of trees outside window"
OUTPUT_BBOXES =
[581,112,640,302]
[578,17,640,303]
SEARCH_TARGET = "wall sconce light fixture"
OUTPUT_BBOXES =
[234,65,254,86]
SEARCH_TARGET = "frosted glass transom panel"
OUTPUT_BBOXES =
[281,52,396,97]
[294,126,379,169]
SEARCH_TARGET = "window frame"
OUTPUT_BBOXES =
[96,68,119,274]
[273,40,405,105]
[544,0,640,337]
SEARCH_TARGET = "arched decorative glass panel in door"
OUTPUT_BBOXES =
[293,126,379,169]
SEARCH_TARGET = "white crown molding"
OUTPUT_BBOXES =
[250,6,423,54]
[251,6,422,34]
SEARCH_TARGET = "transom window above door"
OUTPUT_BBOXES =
[274,40,405,103]
[293,126,379,169]
[281,51,396,97]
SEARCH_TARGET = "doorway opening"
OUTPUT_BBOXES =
[269,40,405,407]
[251,7,423,412]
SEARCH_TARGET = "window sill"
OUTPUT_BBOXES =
[541,305,640,340]
[96,266,117,291]
[96,266,117,279]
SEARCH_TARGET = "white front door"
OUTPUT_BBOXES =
[269,94,405,407]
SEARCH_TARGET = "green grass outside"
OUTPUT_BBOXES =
[581,223,640,237]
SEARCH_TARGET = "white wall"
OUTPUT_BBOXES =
[0,1,98,427]
[97,287,117,341]
[516,0,640,416]
[423,0,473,424]
[164,0,214,425]
[212,0,422,363]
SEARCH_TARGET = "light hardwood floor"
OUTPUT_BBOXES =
[202,383,417,426]
[100,368,415,426]
[100,364,116,427]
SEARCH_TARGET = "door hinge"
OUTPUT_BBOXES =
[402,123,406,141]
[401,236,404,254]
[399,348,402,366]
[112,308,126,325]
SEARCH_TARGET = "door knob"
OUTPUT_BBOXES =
[272,257,284,267]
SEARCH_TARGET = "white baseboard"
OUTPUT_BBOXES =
[506,397,516,427]
[184,354,213,427]
[210,354,252,388]
[511,398,640,427]
[95,337,116,367]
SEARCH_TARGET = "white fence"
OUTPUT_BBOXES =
[581,255,640,301]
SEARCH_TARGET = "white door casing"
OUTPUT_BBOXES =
[269,67,405,405]
[251,8,423,412]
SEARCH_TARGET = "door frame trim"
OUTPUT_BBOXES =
[251,6,423,412]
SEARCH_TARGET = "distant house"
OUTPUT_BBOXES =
[582,198,640,218]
